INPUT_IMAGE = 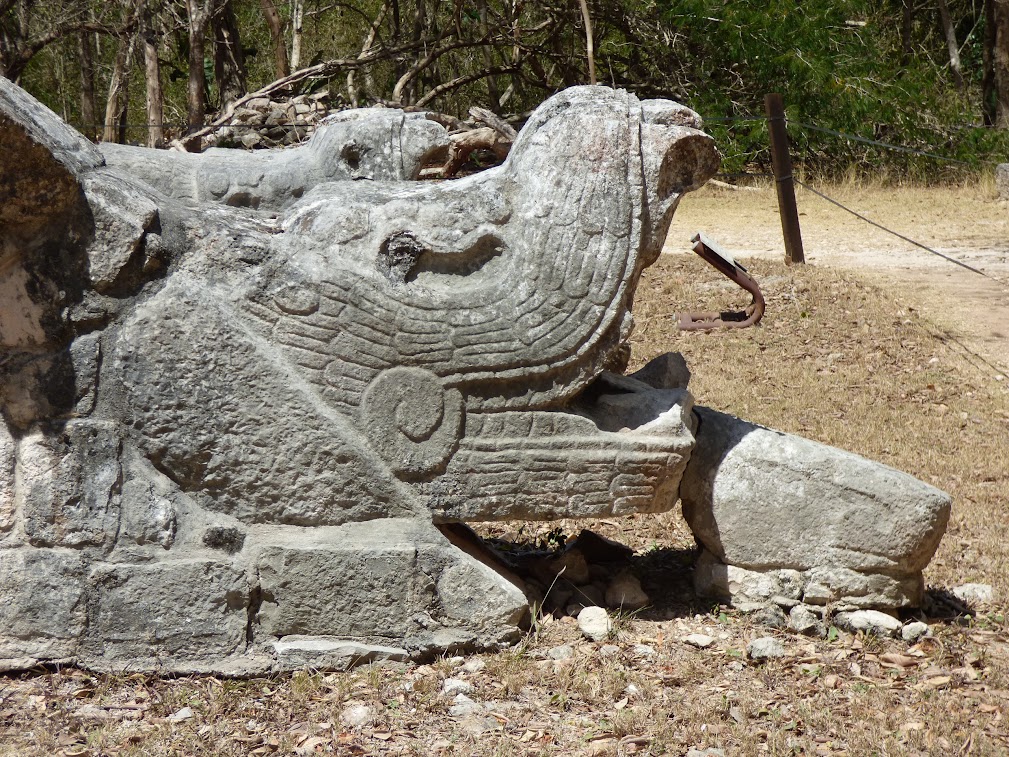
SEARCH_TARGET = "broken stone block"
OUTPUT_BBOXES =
[80,171,159,293]
[253,519,527,653]
[272,637,408,672]
[0,422,14,532]
[19,420,122,550]
[0,549,86,662]
[682,407,951,609]
[82,559,249,671]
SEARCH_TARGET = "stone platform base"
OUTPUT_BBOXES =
[0,517,527,675]
[692,548,924,611]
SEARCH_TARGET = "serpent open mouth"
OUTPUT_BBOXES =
[419,360,697,524]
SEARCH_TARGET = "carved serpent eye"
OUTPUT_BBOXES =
[376,230,507,287]
[360,367,463,480]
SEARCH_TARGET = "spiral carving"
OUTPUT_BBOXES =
[361,367,463,480]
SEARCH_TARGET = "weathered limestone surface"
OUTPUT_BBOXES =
[0,79,718,673]
[996,163,1009,200]
[100,108,449,210]
[681,407,952,609]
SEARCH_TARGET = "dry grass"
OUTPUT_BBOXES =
[2,250,1009,756]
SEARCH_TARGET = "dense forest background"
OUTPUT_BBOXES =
[5,0,1009,179]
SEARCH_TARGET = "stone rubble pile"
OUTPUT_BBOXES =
[216,91,334,149]
[513,529,651,620]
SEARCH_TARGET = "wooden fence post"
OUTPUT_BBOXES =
[764,93,805,265]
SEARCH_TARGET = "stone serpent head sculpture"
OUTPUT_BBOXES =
[0,81,726,673]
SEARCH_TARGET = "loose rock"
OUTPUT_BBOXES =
[747,636,786,660]
[604,571,650,611]
[577,606,613,641]
[901,621,930,643]
[752,604,788,630]
[442,678,472,696]
[951,583,995,605]
[788,605,826,638]
[340,704,375,728]
[448,693,483,717]
[833,610,902,637]
[547,644,575,660]
[683,633,715,649]
[166,706,194,723]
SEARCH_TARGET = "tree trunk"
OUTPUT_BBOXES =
[79,30,98,139]
[186,0,213,138]
[290,0,304,71]
[103,30,138,143]
[214,0,247,107]
[994,0,1009,127]
[578,0,596,85]
[347,0,389,107]
[259,0,288,78]
[143,14,164,148]
[118,87,129,144]
[937,0,965,90]
[479,0,499,106]
[901,0,913,65]
[984,0,998,124]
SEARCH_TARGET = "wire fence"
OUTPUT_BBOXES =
[703,113,1009,287]
[705,110,1009,376]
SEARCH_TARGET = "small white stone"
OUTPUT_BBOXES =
[747,636,786,660]
[442,677,472,696]
[577,606,613,641]
[625,683,641,698]
[547,644,574,660]
[683,633,715,649]
[448,693,482,717]
[340,704,375,728]
[901,621,930,642]
[167,706,193,723]
[833,610,902,637]
[632,644,655,657]
[462,658,486,673]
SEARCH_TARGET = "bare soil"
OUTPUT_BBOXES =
[1,184,1008,756]
[667,182,1009,373]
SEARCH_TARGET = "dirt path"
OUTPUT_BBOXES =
[664,182,1009,374]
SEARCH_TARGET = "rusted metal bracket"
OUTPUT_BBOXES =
[677,232,765,331]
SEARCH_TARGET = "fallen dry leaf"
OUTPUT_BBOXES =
[880,653,919,668]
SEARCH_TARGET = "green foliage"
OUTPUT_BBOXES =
[653,0,1009,180]
[9,0,1009,179]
